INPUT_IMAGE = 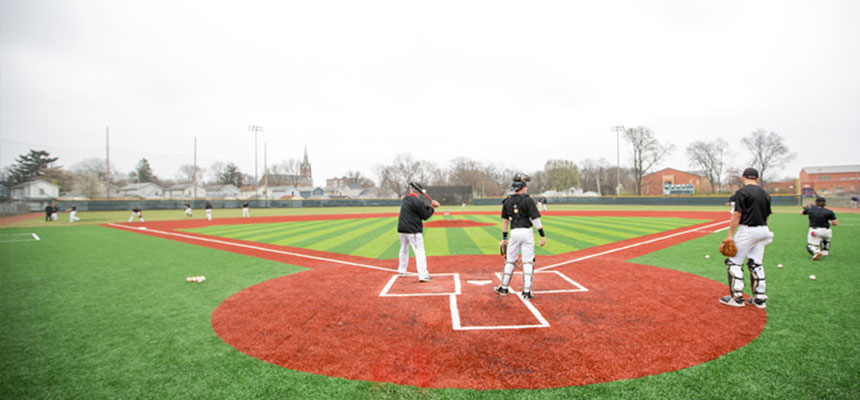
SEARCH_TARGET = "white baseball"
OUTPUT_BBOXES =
[777,264,783,268]
[809,275,816,280]
[705,255,710,259]
[186,277,192,282]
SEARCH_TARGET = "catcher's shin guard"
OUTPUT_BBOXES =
[821,239,831,252]
[522,261,534,293]
[725,258,744,299]
[806,243,818,255]
[500,262,515,288]
[747,259,767,301]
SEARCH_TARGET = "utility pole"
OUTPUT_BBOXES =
[611,125,625,195]
[264,142,268,208]
[106,126,110,200]
[248,125,264,200]
[193,137,198,200]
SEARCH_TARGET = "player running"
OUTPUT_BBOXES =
[720,168,773,309]
[802,197,838,260]
[494,173,546,301]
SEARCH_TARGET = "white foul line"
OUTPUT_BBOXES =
[535,219,730,272]
[105,223,397,273]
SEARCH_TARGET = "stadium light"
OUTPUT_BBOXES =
[611,125,625,195]
[248,125,264,199]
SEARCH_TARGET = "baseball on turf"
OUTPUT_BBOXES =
[809,275,816,280]
[778,264,783,268]
[705,255,710,259]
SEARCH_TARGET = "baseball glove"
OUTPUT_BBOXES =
[499,240,508,257]
[719,239,737,257]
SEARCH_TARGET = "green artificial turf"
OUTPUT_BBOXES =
[2,210,858,399]
[183,215,705,259]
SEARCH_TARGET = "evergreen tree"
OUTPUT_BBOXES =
[8,150,59,185]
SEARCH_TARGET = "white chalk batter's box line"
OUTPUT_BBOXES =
[0,233,41,243]
[379,270,587,331]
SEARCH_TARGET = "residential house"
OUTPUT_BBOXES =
[10,179,59,201]
[118,183,164,199]
[204,184,240,199]
[165,183,207,199]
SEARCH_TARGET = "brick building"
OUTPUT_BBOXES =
[641,168,710,195]
[799,165,860,195]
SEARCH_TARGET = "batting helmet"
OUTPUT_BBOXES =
[409,182,426,193]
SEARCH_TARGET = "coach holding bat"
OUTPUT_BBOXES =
[397,182,440,282]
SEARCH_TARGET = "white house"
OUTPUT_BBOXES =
[204,184,240,199]
[165,183,207,199]
[118,183,164,199]
[10,179,59,200]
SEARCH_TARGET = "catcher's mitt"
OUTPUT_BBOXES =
[499,240,508,257]
[719,239,737,257]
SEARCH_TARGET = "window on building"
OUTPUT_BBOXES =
[820,175,831,181]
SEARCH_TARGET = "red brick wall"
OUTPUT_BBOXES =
[642,168,708,195]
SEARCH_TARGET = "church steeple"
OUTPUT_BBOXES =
[300,144,312,180]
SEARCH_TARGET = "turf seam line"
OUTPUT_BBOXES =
[105,223,397,273]
[535,219,729,272]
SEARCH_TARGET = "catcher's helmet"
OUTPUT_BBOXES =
[409,182,426,193]
[511,173,530,191]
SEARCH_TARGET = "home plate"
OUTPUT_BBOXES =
[467,280,493,285]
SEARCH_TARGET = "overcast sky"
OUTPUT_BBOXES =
[2,0,859,186]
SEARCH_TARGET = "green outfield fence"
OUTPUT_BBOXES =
[10,194,802,213]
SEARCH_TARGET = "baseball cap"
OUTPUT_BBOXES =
[742,168,759,179]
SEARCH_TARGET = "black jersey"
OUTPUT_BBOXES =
[501,194,541,228]
[242,201,249,208]
[205,203,213,209]
[133,207,142,214]
[398,194,435,233]
[803,206,837,228]
[730,184,771,226]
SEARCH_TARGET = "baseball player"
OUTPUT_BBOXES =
[205,201,213,221]
[51,204,59,221]
[68,204,80,222]
[129,207,144,222]
[184,203,192,217]
[802,197,838,260]
[396,182,440,282]
[721,168,773,309]
[494,173,546,300]
[851,195,858,209]
[242,200,250,218]
[45,203,54,222]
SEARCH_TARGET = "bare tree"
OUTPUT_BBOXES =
[686,138,729,194]
[446,157,504,196]
[208,162,225,183]
[580,158,613,195]
[375,153,437,196]
[624,126,675,195]
[176,164,205,184]
[345,170,375,187]
[266,159,303,186]
[741,129,796,184]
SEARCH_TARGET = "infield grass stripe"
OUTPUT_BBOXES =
[604,217,698,231]
[317,218,394,252]
[423,228,450,257]
[224,219,330,242]
[183,222,288,237]
[444,226,481,256]
[274,218,370,248]
[350,226,401,258]
[546,218,640,240]
[553,217,661,236]
[240,219,339,243]
[377,237,403,260]
[462,226,500,255]
[539,221,613,247]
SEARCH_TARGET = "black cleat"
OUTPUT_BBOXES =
[418,276,433,282]
[493,285,508,296]
[521,291,534,300]
[719,295,745,307]
[745,298,767,309]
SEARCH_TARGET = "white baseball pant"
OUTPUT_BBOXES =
[398,233,430,279]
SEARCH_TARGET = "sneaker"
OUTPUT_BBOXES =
[418,276,433,282]
[719,295,745,307]
[812,252,822,261]
[522,291,534,300]
[745,298,767,309]
[493,285,508,296]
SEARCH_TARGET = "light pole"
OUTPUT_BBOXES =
[248,125,264,200]
[611,125,625,195]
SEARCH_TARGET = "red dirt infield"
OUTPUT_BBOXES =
[106,211,767,389]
